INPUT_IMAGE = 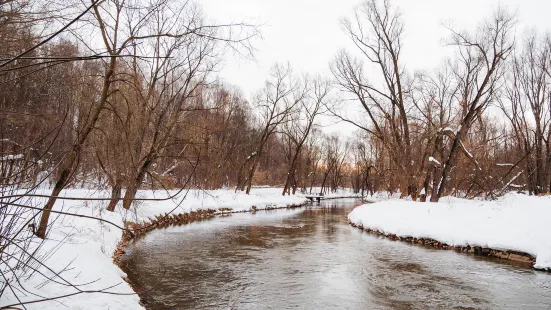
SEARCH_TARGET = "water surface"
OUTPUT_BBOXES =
[122,199,551,309]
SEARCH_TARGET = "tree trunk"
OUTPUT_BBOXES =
[35,56,117,238]
[35,169,70,238]
[434,128,468,201]
[245,157,260,195]
[106,179,122,212]
[123,157,153,210]
[282,147,302,196]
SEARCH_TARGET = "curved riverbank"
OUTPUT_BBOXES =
[349,222,537,266]
[112,201,308,264]
[0,188,311,309]
[118,199,551,309]
[113,193,366,266]
[112,201,315,309]
[113,195,368,308]
[348,193,551,271]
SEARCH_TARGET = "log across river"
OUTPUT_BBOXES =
[120,199,551,309]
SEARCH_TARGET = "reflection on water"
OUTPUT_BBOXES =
[121,200,551,310]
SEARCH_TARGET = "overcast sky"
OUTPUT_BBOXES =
[200,0,551,133]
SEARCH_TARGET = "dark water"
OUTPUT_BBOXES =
[121,199,551,309]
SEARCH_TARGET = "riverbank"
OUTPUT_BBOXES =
[0,188,311,309]
[119,198,551,309]
[348,193,551,271]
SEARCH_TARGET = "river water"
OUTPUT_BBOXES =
[121,199,551,309]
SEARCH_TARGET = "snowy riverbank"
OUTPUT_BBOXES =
[1,188,309,309]
[348,193,551,270]
[298,187,395,201]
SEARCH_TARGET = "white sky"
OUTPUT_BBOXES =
[200,0,551,134]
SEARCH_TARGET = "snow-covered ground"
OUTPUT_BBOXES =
[348,193,551,270]
[0,188,308,309]
[135,187,309,221]
[297,187,363,198]
[360,191,399,202]
[296,187,393,200]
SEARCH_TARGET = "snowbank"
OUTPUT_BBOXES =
[361,191,399,202]
[134,187,308,222]
[296,187,383,199]
[0,188,307,309]
[348,193,551,270]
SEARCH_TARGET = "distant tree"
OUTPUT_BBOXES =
[499,33,550,195]
[282,77,331,195]
[237,64,303,194]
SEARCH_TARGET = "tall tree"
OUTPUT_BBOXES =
[282,77,330,195]
[237,64,302,194]
[432,8,515,201]
[332,0,418,198]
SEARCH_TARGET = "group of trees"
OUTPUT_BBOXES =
[0,0,358,246]
[0,0,549,238]
[331,0,550,201]
[1,0,550,227]
[1,0,550,306]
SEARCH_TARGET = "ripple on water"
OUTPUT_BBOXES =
[121,200,551,310]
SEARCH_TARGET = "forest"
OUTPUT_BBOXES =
[2,1,550,203]
[1,0,551,308]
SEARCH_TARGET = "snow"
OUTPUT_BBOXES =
[0,154,24,161]
[439,127,455,134]
[134,188,308,220]
[362,191,400,202]
[297,187,364,198]
[428,156,441,166]
[246,151,257,160]
[501,171,524,191]
[298,188,402,201]
[0,188,308,309]
[348,193,551,270]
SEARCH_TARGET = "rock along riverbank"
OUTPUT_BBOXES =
[348,193,551,271]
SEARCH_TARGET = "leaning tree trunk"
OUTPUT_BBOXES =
[245,157,260,195]
[245,139,268,195]
[434,127,469,201]
[123,157,154,210]
[35,56,117,239]
[35,169,71,238]
[106,178,122,212]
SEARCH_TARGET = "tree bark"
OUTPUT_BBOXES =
[123,157,154,210]
[106,178,122,212]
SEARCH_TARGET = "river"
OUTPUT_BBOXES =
[121,199,551,309]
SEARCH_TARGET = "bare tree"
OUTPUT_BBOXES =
[413,68,459,200]
[119,2,221,209]
[331,0,419,198]
[35,0,258,236]
[432,8,515,201]
[237,64,302,194]
[499,33,550,195]
[282,77,330,195]
[319,134,349,193]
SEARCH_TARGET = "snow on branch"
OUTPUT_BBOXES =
[0,154,24,161]
[246,151,257,160]
[496,163,514,167]
[501,170,524,193]
[428,156,441,167]
[458,139,481,171]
